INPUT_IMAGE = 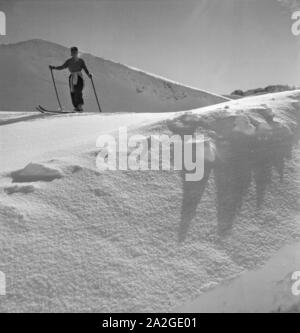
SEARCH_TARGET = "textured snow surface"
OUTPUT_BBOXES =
[0,90,299,312]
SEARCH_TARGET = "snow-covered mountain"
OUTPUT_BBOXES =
[0,90,299,312]
[0,39,228,112]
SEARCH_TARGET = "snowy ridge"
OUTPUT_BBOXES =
[0,90,299,312]
[0,39,228,112]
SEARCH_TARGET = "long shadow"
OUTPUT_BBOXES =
[214,134,253,235]
[167,114,213,241]
[251,122,293,208]
[0,113,48,126]
[215,121,294,235]
[167,112,297,240]
[179,163,212,241]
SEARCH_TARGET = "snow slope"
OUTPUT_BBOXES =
[0,90,299,312]
[0,39,228,112]
[178,241,300,312]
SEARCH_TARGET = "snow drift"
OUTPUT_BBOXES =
[0,39,228,112]
[0,90,299,312]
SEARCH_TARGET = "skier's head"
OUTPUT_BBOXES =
[70,46,79,59]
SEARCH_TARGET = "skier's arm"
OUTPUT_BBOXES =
[50,60,68,71]
[82,60,92,77]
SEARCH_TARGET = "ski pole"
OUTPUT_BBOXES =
[90,76,102,113]
[49,67,63,111]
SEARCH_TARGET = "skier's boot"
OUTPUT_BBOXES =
[74,106,83,113]
[77,104,84,112]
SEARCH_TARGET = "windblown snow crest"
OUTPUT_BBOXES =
[131,90,300,237]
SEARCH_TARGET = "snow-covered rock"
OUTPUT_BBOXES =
[10,163,63,183]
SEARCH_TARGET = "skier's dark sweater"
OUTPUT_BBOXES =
[56,57,90,75]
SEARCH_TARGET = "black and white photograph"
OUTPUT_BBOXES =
[0,0,300,316]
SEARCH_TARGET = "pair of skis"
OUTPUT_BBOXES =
[38,67,102,114]
[36,105,79,114]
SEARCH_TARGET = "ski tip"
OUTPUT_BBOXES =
[36,105,79,114]
[36,106,44,113]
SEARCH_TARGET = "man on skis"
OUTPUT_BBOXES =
[49,46,92,112]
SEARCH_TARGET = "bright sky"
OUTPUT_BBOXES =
[0,0,299,93]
